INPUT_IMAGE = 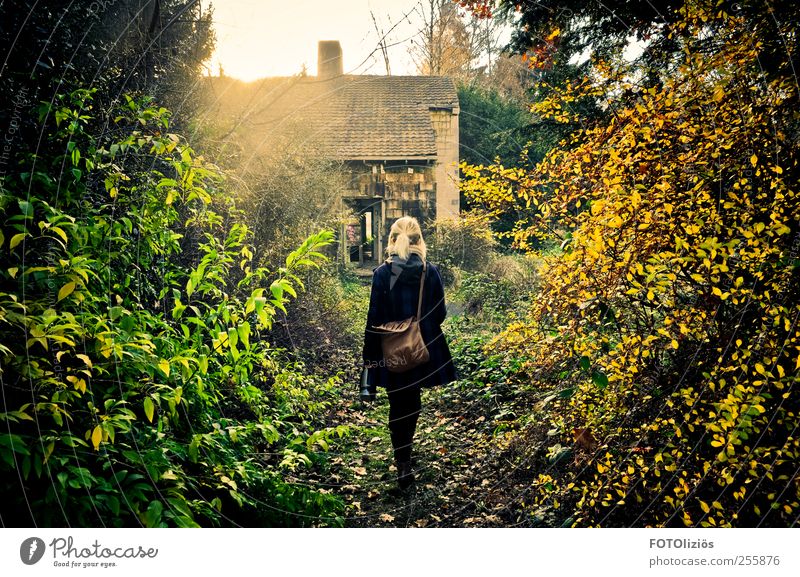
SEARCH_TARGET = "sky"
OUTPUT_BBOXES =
[206,0,430,80]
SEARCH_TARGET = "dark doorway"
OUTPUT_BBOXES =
[343,198,382,267]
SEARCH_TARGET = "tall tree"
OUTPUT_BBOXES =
[412,0,514,83]
[0,0,214,146]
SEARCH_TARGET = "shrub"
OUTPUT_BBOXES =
[463,3,800,527]
[0,88,347,527]
[427,209,498,285]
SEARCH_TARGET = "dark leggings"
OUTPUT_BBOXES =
[387,385,422,464]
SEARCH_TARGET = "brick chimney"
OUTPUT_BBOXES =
[318,40,343,79]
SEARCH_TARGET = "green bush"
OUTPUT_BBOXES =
[0,88,347,527]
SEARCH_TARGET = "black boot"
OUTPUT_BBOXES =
[397,460,414,490]
[359,383,376,402]
[359,367,376,402]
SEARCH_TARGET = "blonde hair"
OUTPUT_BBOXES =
[386,216,427,261]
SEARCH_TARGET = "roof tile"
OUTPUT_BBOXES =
[202,75,458,160]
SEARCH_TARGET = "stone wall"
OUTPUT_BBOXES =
[344,161,437,259]
[430,107,461,221]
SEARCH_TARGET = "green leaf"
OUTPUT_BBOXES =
[592,370,609,389]
[579,356,591,371]
[107,495,120,516]
[237,322,251,349]
[9,233,26,250]
[144,397,155,423]
[43,441,55,464]
[18,200,33,217]
[188,437,199,463]
[172,301,186,320]
[558,387,575,399]
[142,500,164,527]
[270,280,284,301]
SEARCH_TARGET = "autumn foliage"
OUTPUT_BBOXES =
[462,1,800,526]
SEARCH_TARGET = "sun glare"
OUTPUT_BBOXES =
[207,0,420,81]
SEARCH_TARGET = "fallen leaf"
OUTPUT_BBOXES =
[379,513,395,522]
[572,427,598,451]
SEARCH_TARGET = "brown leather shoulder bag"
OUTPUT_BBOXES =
[371,263,430,373]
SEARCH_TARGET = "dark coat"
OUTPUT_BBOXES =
[362,253,458,390]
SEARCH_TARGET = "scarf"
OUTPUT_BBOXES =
[386,252,424,290]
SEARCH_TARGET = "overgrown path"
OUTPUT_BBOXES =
[320,355,543,527]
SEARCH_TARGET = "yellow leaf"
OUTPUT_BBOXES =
[51,226,68,244]
[58,281,76,302]
[76,354,92,369]
[750,155,757,167]
[700,500,710,513]
[66,375,86,393]
[158,359,170,378]
[8,267,18,278]
[91,425,103,450]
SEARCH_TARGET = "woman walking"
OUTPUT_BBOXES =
[362,216,457,489]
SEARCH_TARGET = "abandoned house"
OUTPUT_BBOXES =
[202,40,460,268]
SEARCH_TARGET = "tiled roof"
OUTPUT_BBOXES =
[202,75,459,160]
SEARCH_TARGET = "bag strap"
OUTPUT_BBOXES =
[416,262,426,320]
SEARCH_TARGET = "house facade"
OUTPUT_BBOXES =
[203,41,460,267]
